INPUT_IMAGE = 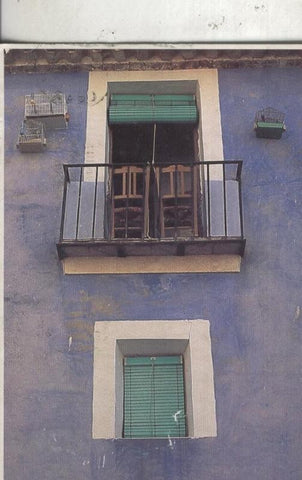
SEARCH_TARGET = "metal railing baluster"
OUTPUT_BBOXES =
[207,163,211,237]
[59,166,69,242]
[91,166,98,239]
[75,166,83,240]
[223,162,227,237]
[238,164,244,239]
[175,165,178,238]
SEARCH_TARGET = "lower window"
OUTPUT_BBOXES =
[123,355,186,438]
[93,320,217,439]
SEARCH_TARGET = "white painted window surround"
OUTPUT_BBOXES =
[62,69,242,274]
[93,320,217,439]
[84,70,224,175]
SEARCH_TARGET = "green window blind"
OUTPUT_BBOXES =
[123,355,186,438]
[108,94,198,125]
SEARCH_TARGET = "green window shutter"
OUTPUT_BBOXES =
[123,355,186,438]
[108,94,198,125]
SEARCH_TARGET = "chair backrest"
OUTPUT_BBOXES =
[113,166,144,199]
[157,164,192,198]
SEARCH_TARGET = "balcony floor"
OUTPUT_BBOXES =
[57,237,246,260]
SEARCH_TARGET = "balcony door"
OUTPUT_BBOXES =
[108,94,201,240]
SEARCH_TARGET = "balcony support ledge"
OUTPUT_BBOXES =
[62,254,242,274]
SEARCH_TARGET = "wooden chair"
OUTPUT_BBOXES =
[111,165,150,239]
[155,164,198,238]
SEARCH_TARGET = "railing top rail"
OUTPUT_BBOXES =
[62,160,243,181]
[63,160,243,169]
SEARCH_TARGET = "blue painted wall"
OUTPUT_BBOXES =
[5,67,302,480]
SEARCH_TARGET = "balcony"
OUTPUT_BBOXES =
[57,161,245,263]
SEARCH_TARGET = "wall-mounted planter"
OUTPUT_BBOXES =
[254,107,286,139]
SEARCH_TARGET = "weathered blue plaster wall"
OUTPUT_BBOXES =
[5,71,91,480]
[5,68,302,480]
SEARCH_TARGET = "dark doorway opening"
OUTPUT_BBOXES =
[110,124,200,239]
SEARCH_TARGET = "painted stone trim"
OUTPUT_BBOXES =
[93,320,217,439]
[63,254,241,274]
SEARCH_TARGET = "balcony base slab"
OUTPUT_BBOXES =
[62,254,241,274]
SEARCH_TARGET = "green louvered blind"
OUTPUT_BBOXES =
[108,94,198,125]
[123,355,186,438]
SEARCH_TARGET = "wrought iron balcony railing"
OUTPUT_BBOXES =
[57,161,245,259]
